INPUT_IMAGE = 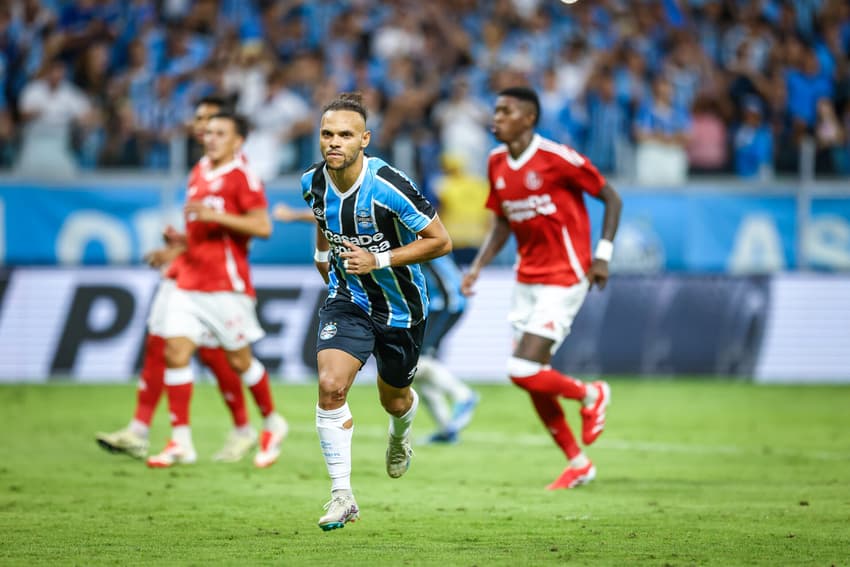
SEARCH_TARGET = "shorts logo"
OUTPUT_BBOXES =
[356,209,373,228]
[319,322,338,340]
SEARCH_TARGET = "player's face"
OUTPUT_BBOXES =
[203,117,242,165]
[319,110,371,171]
[492,96,535,143]
[193,103,221,143]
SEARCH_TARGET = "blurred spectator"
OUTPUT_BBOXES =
[430,153,489,265]
[814,97,848,175]
[431,77,490,178]
[583,66,626,174]
[16,58,97,176]
[687,94,729,174]
[634,76,690,185]
[241,68,312,181]
[733,97,774,180]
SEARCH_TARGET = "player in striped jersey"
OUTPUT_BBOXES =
[301,92,452,531]
[463,86,622,490]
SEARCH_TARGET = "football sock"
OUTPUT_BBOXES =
[316,404,353,492]
[197,346,249,428]
[242,358,275,418]
[172,425,193,449]
[128,419,149,438]
[134,334,166,426]
[528,392,581,460]
[419,355,474,403]
[417,381,452,431]
[389,389,419,440]
[509,357,587,400]
[164,366,194,428]
[582,382,599,407]
[570,454,590,469]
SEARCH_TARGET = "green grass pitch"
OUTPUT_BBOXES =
[1,380,848,566]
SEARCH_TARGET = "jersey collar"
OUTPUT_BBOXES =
[505,133,541,171]
[324,156,369,199]
[204,158,240,181]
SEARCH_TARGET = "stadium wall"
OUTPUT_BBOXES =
[2,179,850,272]
[1,267,847,384]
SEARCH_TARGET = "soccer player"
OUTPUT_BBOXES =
[146,111,288,468]
[462,86,622,490]
[96,97,262,464]
[417,255,479,444]
[301,92,451,530]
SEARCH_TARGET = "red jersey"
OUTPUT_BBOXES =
[486,134,606,287]
[176,157,267,296]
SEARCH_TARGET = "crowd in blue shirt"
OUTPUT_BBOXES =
[0,0,848,179]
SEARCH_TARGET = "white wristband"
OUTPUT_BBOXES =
[594,239,614,262]
[314,249,330,262]
[373,251,392,269]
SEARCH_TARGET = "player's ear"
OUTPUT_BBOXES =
[361,129,371,150]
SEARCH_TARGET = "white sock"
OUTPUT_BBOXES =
[173,425,193,449]
[128,419,149,438]
[570,453,590,469]
[417,381,452,431]
[389,389,419,440]
[235,424,254,437]
[263,412,284,430]
[419,355,473,403]
[582,383,598,407]
[316,404,353,492]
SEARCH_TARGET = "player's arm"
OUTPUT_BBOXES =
[273,203,316,223]
[338,215,452,274]
[587,182,622,290]
[184,203,273,239]
[314,224,330,284]
[461,213,512,296]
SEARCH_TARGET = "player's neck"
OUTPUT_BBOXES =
[507,131,535,159]
[327,155,365,192]
[208,153,236,170]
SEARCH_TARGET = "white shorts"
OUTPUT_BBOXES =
[161,287,264,351]
[508,280,589,353]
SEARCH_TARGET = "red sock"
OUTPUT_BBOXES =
[134,334,166,426]
[166,382,193,427]
[511,367,587,400]
[198,347,249,428]
[248,371,275,418]
[528,392,581,460]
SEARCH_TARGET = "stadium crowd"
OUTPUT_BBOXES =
[0,0,848,181]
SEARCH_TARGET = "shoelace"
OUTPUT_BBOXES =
[388,440,413,465]
[322,496,353,514]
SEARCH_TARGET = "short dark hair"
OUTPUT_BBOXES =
[498,86,540,126]
[322,92,368,123]
[196,94,232,111]
[209,111,250,138]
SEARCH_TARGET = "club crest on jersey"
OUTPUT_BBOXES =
[319,322,338,340]
[495,177,506,190]
[210,178,224,192]
[356,209,374,228]
[525,171,543,190]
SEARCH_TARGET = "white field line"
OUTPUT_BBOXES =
[288,424,849,462]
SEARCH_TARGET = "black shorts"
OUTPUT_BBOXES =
[316,298,426,388]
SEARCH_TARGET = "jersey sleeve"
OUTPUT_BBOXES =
[234,169,268,212]
[555,146,606,197]
[485,153,505,217]
[376,166,435,233]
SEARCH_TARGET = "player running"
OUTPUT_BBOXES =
[462,86,622,490]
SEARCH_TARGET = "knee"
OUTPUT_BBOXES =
[164,340,192,368]
[380,391,411,417]
[317,371,349,408]
[226,350,252,375]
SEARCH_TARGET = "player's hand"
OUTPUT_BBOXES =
[587,259,609,290]
[184,201,216,222]
[144,246,180,268]
[162,225,186,247]
[461,270,479,296]
[339,241,377,274]
[273,203,298,222]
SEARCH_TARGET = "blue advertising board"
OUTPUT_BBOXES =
[2,182,849,271]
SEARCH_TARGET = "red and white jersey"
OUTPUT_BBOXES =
[486,134,606,287]
[176,156,267,296]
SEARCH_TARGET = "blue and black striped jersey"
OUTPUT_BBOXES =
[301,156,436,328]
